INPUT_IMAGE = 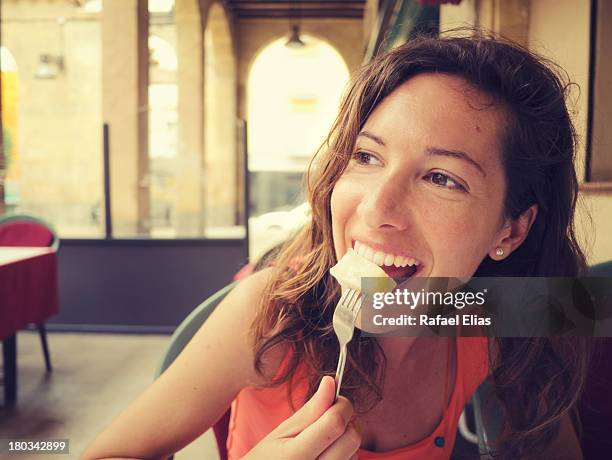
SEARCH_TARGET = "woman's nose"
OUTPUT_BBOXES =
[357,175,413,231]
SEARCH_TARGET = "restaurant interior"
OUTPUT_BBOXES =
[1,0,611,458]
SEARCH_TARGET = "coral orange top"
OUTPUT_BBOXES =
[227,337,489,459]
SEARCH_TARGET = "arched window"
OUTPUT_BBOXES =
[247,36,349,217]
[148,35,178,161]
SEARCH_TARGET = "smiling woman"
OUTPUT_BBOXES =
[82,31,588,460]
[250,31,588,459]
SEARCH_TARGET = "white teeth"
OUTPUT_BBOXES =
[392,256,404,267]
[354,241,419,268]
[372,251,385,265]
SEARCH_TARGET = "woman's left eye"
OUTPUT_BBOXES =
[352,151,381,166]
[424,172,467,192]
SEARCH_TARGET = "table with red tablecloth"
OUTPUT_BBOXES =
[0,246,59,405]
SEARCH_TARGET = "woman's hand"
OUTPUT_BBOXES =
[244,376,361,460]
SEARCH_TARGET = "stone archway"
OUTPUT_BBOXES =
[245,36,350,218]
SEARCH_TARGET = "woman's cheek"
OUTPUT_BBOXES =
[330,180,357,257]
[450,225,494,275]
[331,178,361,219]
[417,201,490,277]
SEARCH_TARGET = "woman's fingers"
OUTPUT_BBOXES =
[316,422,361,460]
[291,396,355,458]
[244,377,359,460]
[273,375,336,438]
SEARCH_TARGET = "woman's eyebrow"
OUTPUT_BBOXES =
[425,147,486,177]
[357,131,385,146]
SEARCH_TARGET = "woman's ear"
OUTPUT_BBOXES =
[489,204,538,260]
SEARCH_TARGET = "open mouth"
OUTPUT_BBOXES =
[351,239,421,282]
[381,263,419,281]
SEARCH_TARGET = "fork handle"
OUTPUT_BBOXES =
[334,343,348,402]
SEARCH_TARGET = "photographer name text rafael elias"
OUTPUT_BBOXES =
[372,313,492,327]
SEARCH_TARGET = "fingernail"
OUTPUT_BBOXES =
[353,421,363,435]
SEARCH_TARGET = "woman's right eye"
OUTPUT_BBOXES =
[352,151,380,166]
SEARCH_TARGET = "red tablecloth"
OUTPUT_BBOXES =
[0,247,59,340]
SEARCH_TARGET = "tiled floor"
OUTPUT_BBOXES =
[0,331,219,460]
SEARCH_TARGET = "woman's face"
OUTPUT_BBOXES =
[331,73,511,280]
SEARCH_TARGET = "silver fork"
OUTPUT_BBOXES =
[332,288,362,401]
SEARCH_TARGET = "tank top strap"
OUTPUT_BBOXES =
[456,336,490,401]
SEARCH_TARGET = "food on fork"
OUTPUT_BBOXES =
[330,249,397,294]
[329,249,397,400]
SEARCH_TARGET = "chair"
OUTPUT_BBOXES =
[155,282,238,460]
[471,261,612,459]
[589,260,612,276]
[469,376,504,458]
[0,213,59,251]
[0,212,58,372]
[580,260,612,459]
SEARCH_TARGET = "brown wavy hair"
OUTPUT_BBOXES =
[250,31,590,459]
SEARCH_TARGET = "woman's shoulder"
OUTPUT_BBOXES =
[223,267,293,387]
[228,265,275,301]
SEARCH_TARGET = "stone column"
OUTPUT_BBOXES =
[204,3,237,229]
[102,0,149,236]
[175,0,204,236]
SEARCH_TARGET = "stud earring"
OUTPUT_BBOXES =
[495,247,504,257]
